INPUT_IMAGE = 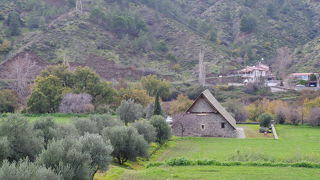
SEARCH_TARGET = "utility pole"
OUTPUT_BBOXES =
[76,0,83,14]
[198,48,206,86]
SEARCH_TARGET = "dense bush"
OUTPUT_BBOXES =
[275,108,286,124]
[169,95,193,115]
[258,113,273,128]
[225,99,248,122]
[6,11,21,36]
[102,126,149,164]
[307,108,320,126]
[74,118,99,136]
[0,89,18,113]
[90,7,147,37]
[286,108,301,125]
[150,115,171,144]
[240,15,257,33]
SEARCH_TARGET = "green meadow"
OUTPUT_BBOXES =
[98,125,320,180]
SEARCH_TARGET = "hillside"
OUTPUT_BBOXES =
[0,0,320,82]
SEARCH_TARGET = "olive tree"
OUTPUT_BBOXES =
[102,126,149,165]
[150,115,171,144]
[0,115,44,161]
[89,114,123,133]
[33,117,58,147]
[36,137,91,180]
[74,118,99,136]
[0,159,61,180]
[117,99,144,125]
[0,137,10,162]
[79,133,113,179]
[132,120,156,143]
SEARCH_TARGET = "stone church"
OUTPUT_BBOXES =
[172,89,238,138]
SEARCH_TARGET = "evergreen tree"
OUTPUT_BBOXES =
[7,12,21,36]
[240,15,257,33]
[153,93,162,115]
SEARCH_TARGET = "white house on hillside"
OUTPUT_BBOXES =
[238,63,271,83]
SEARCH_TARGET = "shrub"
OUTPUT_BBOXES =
[307,108,320,126]
[225,99,248,122]
[117,99,144,125]
[150,115,171,144]
[275,108,286,124]
[0,89,18,113]
[258,113,273,128]
[169,95,193,115]
[286,108,301,125]
[7,11,21,36]
[240,15,257,33]
[132,119,156,143]
[102,126,149,165]
[166,157,192,166]
[146,162,164,168]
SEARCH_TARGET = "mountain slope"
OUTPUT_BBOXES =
[0,0,320,82]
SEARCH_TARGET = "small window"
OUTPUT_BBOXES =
[201,124,205,130]
[221,123,225,128]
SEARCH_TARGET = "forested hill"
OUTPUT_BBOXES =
[0,0,320,81]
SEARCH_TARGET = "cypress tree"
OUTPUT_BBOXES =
[153,93,162,115]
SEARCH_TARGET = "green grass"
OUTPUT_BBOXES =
[122,165,320,180]
[26,116,73,124]
[156,125,320,162]
[99,125,320,180]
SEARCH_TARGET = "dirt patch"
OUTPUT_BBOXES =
[71,55,155,81]
[0,53,155,82]
[0,52,48,80]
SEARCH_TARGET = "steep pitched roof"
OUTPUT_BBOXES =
[186,89,237,129]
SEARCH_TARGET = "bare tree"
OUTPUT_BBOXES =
[274,47,293,79]
[172,113,186,137]
[198,48,206,86]
[59,93,94,113]
[9,53,40,98]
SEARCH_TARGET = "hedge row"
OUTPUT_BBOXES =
[146,157,320,169]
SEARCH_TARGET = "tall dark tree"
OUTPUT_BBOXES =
[7,12,21,36]
[153,93,162,115]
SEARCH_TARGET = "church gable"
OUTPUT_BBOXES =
[187,96,217,113]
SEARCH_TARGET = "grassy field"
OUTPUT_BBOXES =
[98,125,320,180]
[156,125,320,162]
[122,166,320,180]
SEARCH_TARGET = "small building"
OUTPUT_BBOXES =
[172,90,237,138]
[289,73,313,81]
[289,73,319,87]
[238,63,271,83]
